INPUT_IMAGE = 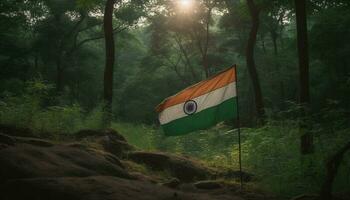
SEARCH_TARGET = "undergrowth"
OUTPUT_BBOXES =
[0,81,104,136]
[113,120,350,198]
[0,81,349,198]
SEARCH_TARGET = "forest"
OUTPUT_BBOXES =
[0,0,349,200]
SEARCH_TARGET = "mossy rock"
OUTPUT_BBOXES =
[0,142,133,183]
[128,151,214,182]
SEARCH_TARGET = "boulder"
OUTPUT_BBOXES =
[1,176,243,200]
[16,136,54,147]
[217,170,253,182]
[75,128,126,142]
[0,143,133,183]
[162,178,181,188]
[74,129,134,157]
[0,133,53,147]
[98,135,134,157]
[0,128,258,200]
[0,133,15,145]
[91,149,125,168]
[128,151,213,182]
[130,172,159,183]
[0,124,35,137]
[194,180,223,190]
[291,194,319,200]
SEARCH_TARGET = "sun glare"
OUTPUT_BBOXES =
[179,0,192,10]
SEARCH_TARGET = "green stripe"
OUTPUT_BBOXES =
[161,97,237,136]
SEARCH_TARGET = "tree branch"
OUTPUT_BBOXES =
[70,25,128,54]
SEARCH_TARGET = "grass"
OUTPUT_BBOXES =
[111,122,160,151]
[112,120,350,199]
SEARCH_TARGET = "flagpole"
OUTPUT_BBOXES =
[233,65,243,190]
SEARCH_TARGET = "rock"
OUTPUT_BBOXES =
[74,129,133,157]
[0,128,259,200]
[291,194,319,200]
[178,183,198,192]
[75,128,126,142]
[194,180,223,190]
[0,124,35,137]
[0,133,15,145]
[97,151,125,168]
[130,172,159,183]
[15,136,54,147]
[0,143,133,183]
[103,128,127,142]
[1,176,242,200]
[0,143,10,150]
[162,178,181,188]
[99,135,134,157]
[217,170,253,182]
[0,133,53,147]
[128,151,213,182]
[65,142,89,149]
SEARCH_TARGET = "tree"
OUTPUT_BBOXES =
[102,0,149,125]
[295,0,310,105]
[148,0,223,82]
[32,0,105,94]
[310,4,350,109]
[259,1,289,110]
[294,0,312,154]
[320,141,350,200]
[196,0,222,78]
[103,0,116,125]
[246,0,265,123]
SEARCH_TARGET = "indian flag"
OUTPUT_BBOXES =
[156,66,238,136]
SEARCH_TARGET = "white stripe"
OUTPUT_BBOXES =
[159,82,236,125]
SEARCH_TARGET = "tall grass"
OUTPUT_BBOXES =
[111,122,160,151]
[0,81,104,137]
[112,120,350,198]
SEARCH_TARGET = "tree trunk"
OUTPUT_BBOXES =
[175,36,198,82]
[203,53,209,78]
[34,52,39,74]
[53,13,86,94]
[295,0,312,154]
[271,30,278,55]
[260,34,266,53]
[56,55,64,93]
[270,31,285,109]
[280,79,286,110]
[54,13,64,94]
[202,7,212,78]
[246,0,265,123]
[295,0,310,104]
[320,141,350,200]
[103,0,116,125]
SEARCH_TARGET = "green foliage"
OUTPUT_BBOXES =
[111,122,160,151]
[76,0,99,9]
[0,80,104,137]
[243,121,304,196]
[32,104,84,134]
[310,6,350,109]
[113,117,350,198]
[115,3,145,26]
[0,80,52,127]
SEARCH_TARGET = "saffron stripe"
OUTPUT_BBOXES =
[156,67,236,112]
